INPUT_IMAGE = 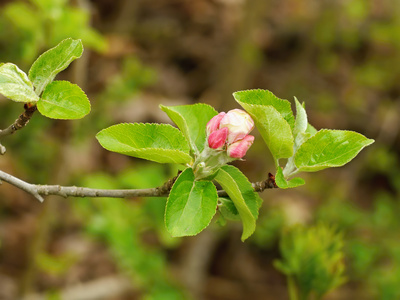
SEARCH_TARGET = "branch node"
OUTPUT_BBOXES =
[33,193,45,203]
[0,143,6,155]
[157,170,181,196]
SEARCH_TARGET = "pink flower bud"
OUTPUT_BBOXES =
[206,112,226,135]
[208,127,229,149]
[227,135,254,158]
[219,109,254,144]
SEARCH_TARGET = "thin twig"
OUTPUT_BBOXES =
[0,104,37,154]
[0,170,276,202]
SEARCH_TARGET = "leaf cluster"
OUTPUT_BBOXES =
[233,89,374,188]
[96,103,263,241]
[0,38,90,120]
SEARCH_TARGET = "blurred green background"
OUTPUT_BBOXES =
[0,0,398,299]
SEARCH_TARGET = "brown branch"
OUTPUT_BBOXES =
[217,172,277,198]
[0,104,37,154]
[0,169,276,202]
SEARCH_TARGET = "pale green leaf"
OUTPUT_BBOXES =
[293,97,308,136]
[275,167,305,189]
[215,165,262,241]
[295,129,374,172]
[0,63,39,103]
[233,89,295,127]
[37,81,90,119]
[96,123,192,164]
[165,168,218,237]
[29,38,83,95]
[160,103,217,154]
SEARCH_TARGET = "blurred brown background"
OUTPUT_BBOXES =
[0,0,399,299]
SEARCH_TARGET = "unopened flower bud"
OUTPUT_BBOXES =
[219,109,254,144]
[227,135,254,158]
[208,127,229,149]
[206,112,226,135]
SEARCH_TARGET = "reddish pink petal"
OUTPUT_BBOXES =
[208,127,229,149]
[206,112,226,135]
[227,135,255,158]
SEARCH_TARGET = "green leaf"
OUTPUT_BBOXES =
[275,167,305,189]
[29,38,83,95]
[306,123,318,136]
[233,89,295,161]
[160,104,217,154]
[165,168,218,237]
[233,89,295,128]
[295,129,374,172]
[293,97,307,137]
[215,165,262,241]
[96,123,192,164]
[37,81,90,119]
[240,104,294,161]
[0,63,39,103]
[218,198,241,221]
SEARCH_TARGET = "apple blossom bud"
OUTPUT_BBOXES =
[227,135,254,158]
[219,109,254,143]
[208,127,229,149]
[206,112,226,135]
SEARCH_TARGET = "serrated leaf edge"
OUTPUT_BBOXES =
[0,63,39,102]
[295,129,375,171]
[237,102,294,160]
[165,168,218,237]
[216,167,257,241]
[233,88,295,127]
[29,38,83,95]
[96,123,192,161]
[38,80,91,120]
[159,103,218,154]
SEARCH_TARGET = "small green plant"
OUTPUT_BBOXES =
[0,38,374,244]
[274,223,346,300]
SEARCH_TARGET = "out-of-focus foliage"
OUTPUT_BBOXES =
[0,0,106,66]
[274,224,346,299]
[100,58,156,103]
[317,191,400,300]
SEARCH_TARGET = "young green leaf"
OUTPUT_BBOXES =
[293,97,307,137]
[0,63,39,103]
[275,167,305,189]
[160,104,217,154]
[215,165,262,241]
[96,123,192,164]
[233,89,295,128]
[281,99,311,178]
[295,129,374,172]
[165,168,218,237]
[29,38,83,95]
[37,81,90,119]
[218,198,241,221]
